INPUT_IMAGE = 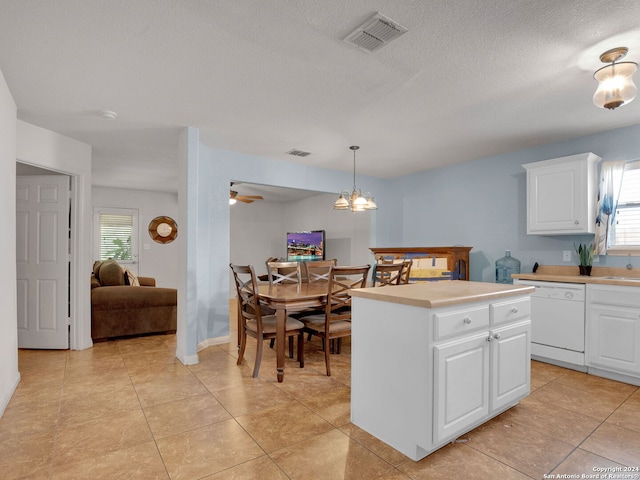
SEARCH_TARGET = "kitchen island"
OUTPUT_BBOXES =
[349,281,534,461]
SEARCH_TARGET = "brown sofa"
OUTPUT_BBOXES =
[91,259,177,342]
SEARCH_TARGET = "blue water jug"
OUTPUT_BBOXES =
[495,250,520,284]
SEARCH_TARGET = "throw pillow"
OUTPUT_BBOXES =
[123,268,140,286]
[98,259,125,286]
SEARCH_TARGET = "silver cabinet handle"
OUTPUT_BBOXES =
[575,220,579,224]
[511,307,518,313]
[494,333,501,340]
[463,317,472,324]
[486,335,493,342]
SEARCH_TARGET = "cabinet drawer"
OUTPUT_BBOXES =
[491,297,530,326]
[434,305,489,340]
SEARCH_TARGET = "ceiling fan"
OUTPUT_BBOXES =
[229,183,264,205]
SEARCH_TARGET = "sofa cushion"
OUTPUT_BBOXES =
[98,259,125,286]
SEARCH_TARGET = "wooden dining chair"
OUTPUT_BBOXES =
[371,262,405,287]
[303,259,337,283]
[399,259,413,284]
[298,265,370,376]
[266,261,302,286]
[230,264,305,377]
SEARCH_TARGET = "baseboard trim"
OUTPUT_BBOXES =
[197,335,231,351]
[0,371,21,417]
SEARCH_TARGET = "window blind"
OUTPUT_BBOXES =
[610,162,640,247]
[99,213,133,260]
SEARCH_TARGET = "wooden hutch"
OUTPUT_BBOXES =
[370,246,472,282]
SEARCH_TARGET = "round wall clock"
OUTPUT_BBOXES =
[148,216,178,244]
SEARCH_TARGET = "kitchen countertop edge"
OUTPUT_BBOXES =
[350,281,535,309]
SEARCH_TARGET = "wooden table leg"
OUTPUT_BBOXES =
[276,306,286,382]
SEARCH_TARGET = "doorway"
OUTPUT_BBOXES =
[16,163,72,349]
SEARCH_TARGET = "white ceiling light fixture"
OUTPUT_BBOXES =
[333,146,377,212]
[593,47,638,110]
[99,110,118,120]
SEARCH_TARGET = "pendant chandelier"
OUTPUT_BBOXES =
[593,47,637,110]
[333,146,377,212]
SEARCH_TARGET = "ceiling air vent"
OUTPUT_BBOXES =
[344,13,408,53]
[286,149,312,157]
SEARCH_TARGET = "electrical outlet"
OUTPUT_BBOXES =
[563,250,572,262]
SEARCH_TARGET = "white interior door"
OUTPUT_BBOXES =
[16,175,70,349]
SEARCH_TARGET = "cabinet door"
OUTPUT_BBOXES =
[491,321,531,412]
[526,159,592,234]
[588,305,640,374]
[434,333,490,443]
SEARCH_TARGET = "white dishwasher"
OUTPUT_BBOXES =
[514,279,586,370]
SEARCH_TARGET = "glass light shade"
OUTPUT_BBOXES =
[333,194,349,210]
[593,62,638,110]
[364,197,378,210]
[229,198,237,205]
[353,194,368,206]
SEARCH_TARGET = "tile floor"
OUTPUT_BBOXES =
[2,306,640,479]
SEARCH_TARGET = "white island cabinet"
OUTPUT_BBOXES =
[350,281,533,461]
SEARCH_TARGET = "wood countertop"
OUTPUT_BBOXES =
[349,281,534,309]
[512,265,640,287]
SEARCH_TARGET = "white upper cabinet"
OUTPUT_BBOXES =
[523,152,601,235]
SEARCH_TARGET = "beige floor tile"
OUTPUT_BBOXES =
[236,401,334,453]
[498,395,601,445]
[606,399,640,433]
[212,381,295,417]
[373,470,412,480]
[529,360,567,390]
[132,371,209,408]
[340,423,408,467]
[551,447,627,477]
[144,393,232,439]
[0,429,55,480]
[581,423,640,467]
[270,429,394,480]
[50,441,169,479]
[201,455,288,479]
[155,419,264,480]
[194,363,262,392]
[7,378,62,407]
[270,368,346,400]
[555,369,638,396]
[398,442,531,480]
[300,385,351,427]
[529,380,628,421]
[0,399,59,437]
[53,409,153,466]
[18,349,68,370]
[58,380,140,425]
[116,334,176,356]
[63,356,128,379]
[122,351,185,376]
[465,414,574,478]
[128,360,193,383]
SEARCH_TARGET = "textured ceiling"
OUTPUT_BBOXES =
[1,0,640,194]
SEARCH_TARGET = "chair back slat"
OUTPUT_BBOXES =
[372,262,404,287]
[266,261,302,286]
[327,265,371,319]
[399,259,413,284]
[303,259,337,283]
[230,264,262,324]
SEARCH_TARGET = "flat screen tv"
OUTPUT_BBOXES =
[287,230,325,262]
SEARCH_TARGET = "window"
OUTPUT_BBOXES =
[94,208,138,264]
[608,161,640,252]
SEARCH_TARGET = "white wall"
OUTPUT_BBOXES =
[386,123,640,282]
[92,186,179,288]
[0,69,19,416]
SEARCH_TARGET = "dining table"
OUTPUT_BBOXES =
[256,282,330,382]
